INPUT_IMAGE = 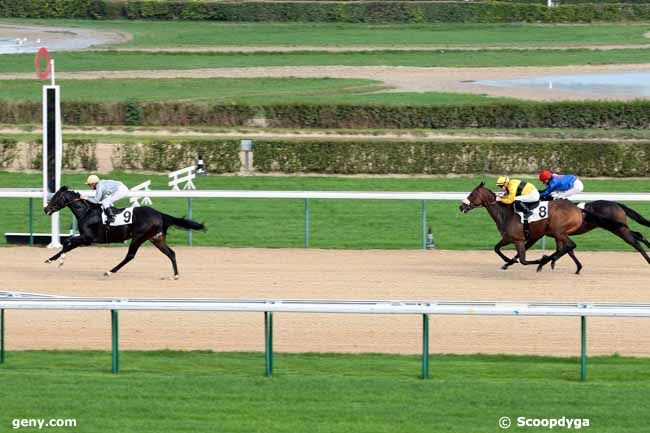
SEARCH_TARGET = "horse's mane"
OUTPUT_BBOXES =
[60,186,81,198]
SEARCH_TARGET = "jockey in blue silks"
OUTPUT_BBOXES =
[538,170,584,200]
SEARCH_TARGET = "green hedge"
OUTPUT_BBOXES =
[5,100,650,129]
[252,139,650,176]
[112,139,241,173]
[4,0,650,22]
[263,102,650,129]
[0,101,257,127]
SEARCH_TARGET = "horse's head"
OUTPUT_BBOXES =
[44,186,80,215]
[459,182,497,213]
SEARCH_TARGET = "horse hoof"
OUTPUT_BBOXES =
[551,261,556,270]
[58,261,65,268]
[44,259,51,264]
[103,271,112,278]
[536,265,544,273]
[501,264,509,270]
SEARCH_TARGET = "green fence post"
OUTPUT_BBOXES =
[581,316,587,382]
[28,198,34,246]
[265,312,274,377]
[304,199,310,248]
[422,314,429,379]
[111,310,119,374]
[188,197,193,246]
[1,309,5,364]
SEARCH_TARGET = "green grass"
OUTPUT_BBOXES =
[1,172,648,250]
[6,20,650,47]
[0,77,509,105]
[6,48,650,72]
[0,351,649,433]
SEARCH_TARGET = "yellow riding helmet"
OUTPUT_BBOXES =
[496,176,510,186]
[86,174,100,185]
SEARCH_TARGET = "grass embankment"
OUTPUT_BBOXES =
[4,48,650,72]
[0,351,649,433]
[0,172,648,250]
[0,77,509,105]
[7,20,650,47]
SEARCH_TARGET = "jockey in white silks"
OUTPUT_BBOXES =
[85,175,129,224]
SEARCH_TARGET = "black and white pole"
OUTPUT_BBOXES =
[39,50,63,248]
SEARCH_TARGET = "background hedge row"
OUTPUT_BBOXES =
[9,137,647,176]
[252,139,650,176]
[4,0,650,22]
[112,139,241,172]
[4,100,650,129]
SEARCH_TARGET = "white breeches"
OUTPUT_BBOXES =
[551,179,584,199]
[515,189,540,203]
[100,186,130,209]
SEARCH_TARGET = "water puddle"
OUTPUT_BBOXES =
[477,72,650,97]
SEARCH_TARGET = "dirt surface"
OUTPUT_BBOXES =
[2,247,649,356]
[4,64,650,101]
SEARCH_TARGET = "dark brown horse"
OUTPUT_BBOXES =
[459,182,624,274]
[501,199,650,271]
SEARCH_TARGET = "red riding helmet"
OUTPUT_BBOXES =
[539,170,553,182]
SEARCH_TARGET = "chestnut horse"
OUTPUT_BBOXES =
[459,182,624,274]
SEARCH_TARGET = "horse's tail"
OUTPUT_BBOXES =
[617,202,650,227]
[582,208,626,232]
[161,213,205,231]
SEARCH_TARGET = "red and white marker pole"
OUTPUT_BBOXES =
[36,47,63,248]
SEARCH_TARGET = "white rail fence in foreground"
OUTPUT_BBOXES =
[1,292,649,380]
[2,189,649,248]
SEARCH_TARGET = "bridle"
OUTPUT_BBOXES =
[48,195,86,213]
[462,189,498,210]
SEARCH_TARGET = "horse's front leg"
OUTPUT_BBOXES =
[45,236,90,266]
[515,241,542,266]
[501,237,541,270]
[494,239,516,269]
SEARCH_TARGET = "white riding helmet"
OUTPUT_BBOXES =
[86,174,100,185]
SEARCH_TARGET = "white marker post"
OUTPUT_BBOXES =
[129,180,153,206]
[37,49,63,248]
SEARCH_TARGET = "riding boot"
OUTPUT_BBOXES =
[104,207,115,224]
[523,218,530,241]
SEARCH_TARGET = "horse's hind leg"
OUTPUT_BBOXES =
[613,227,650,264]
[151,235,178,279]
[537,236,577,273]
[566,248,582,274]
[106,235,147,277]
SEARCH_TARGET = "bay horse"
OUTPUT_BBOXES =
[501,199,650,271]
[458,182,624,274]
[44,186,205,279]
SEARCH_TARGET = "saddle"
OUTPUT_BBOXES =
[101,206,136,226]
[514,201,549,224]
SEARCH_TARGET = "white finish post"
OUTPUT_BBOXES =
[43,58,62,248]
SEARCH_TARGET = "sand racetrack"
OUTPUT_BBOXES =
[2,246,649,357]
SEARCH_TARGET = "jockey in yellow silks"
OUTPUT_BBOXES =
[495,176,540,240]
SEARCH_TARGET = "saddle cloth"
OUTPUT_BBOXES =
[515,201,550,224]
[102,206,136,226]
